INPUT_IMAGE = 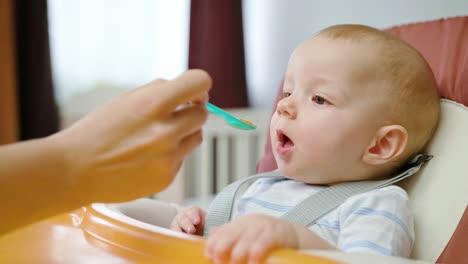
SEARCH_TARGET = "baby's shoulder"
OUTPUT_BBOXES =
[366,185,409,199]
[338,185,411,214]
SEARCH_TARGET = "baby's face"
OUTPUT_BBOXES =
[270,36,389,184]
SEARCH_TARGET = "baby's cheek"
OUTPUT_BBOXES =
[270,119,276,143]
[299,134,332,157]
[269,115,279,133]
[293,140,330,168]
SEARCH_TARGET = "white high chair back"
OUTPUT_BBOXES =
[399,99,468,262]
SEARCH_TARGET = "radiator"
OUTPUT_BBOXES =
[155,108,270,206]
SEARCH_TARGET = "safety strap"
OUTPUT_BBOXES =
[203,154,431,237]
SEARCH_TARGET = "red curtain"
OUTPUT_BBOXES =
[0,0,18,145]
[189,1,248,108]
[15,0,59,140]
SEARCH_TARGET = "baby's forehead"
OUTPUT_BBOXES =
[296,38,384,81]
[297,35,385,67]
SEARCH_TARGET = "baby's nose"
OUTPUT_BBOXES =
[276,98,297,119]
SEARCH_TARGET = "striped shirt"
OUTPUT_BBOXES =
[232,178,414,257]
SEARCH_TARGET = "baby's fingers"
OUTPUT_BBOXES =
[225,226,274,264]
[205,228,239,263]
[169,220,182,232]
[174,213,197,234]
[185,207,202,225]
[229,239,251,264]
[247,235,275,264]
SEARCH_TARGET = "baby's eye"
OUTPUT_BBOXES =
[312,95,328,105]
[282,92,292,99]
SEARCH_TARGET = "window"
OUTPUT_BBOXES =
[48,0,190,106]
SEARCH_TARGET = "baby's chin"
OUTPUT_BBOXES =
[278,167,307,182]
[277,166,330,185]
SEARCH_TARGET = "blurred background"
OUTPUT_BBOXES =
[1,0,468,205]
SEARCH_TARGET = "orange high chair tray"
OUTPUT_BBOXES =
[0,204,337,263]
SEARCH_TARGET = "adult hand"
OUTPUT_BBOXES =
[54,69,211,204]
[0,69,211,235]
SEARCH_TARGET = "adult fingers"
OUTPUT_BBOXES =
[122,70,210,119]
[171,103,208,139]
[174,130,203,160]
[157,69,212,114]
[125,78,168,97]
[190,91,209,105]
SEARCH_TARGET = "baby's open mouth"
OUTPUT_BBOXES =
[277,130,294,148]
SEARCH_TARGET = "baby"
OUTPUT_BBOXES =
[170,24,440,263]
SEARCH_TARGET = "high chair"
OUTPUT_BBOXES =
[0,16,466,264]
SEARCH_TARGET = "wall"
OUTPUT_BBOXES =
[243,0,468,108]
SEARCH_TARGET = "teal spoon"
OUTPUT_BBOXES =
[206,102,256,130]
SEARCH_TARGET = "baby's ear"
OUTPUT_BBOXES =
[362,125,408,165]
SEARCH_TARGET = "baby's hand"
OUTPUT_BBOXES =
[204,214,299,264]
[169,206,206,236]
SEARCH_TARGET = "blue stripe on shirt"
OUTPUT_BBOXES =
[315,219,340,230]
[245,198,342,230]
[342,240,393,256]
[247,198,292,212]
[351,207,414,246]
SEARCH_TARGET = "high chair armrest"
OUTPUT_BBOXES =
[305,250,432,264]
[106,198,181,228]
